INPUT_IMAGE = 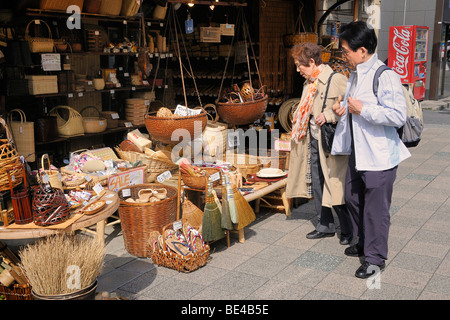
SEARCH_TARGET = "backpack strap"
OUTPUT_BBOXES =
[321,71,338,112]
[372,64,391,98]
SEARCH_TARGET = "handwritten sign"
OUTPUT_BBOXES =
[108,167,145,192]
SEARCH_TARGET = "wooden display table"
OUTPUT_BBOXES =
[0,190,119,246]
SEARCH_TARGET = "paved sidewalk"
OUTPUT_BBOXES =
[98,113,450,301]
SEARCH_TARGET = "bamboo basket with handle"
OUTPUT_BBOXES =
[49,106,85,137]
[282,3,318,47]
[38,153,63,190]
[0,118,23,192]
[80,106,107,134]
[7,109,35,163]
[25,19,55,53]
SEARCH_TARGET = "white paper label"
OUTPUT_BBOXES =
[173,220,182,231]
[122,188,131,197]
[93,183,104,196]
[157,170,172,183]
[210,171,220,182]
[111,113,120,119]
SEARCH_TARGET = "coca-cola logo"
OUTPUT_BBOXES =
[391,27,411,80]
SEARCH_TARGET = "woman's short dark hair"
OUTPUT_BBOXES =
[290,42,323,66]
[339,21,377,54]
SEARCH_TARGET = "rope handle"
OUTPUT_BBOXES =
[80,106,101,117]
[25,19,53,40]
[203,104,219,123]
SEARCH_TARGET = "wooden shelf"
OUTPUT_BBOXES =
[35,124,146,146]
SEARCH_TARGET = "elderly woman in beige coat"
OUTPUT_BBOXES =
[286,42,353,245]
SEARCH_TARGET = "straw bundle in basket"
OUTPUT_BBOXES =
[49,106,84,137]
[0,118,23,192]
[118,183,178,257]
[80,106,107,134]
[7,109,35,163]
[145,109,208,145]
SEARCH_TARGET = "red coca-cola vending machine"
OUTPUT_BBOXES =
[388,25,429,101]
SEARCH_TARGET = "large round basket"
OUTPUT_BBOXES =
[216,95,268,126]
[118,183,178,257]
[144,110,208,145]
[181,167,221,190]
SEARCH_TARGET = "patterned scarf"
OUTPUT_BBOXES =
[291,64,326,141]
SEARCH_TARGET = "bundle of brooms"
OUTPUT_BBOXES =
[18,233,105,296]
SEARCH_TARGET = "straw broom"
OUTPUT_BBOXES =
[18,233,104,296]
[202,179,225,242]
[231,183,256,230]
[225,174,238,224]
[220,172,233,230]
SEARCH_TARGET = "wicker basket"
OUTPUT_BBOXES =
[181,167,220,190]
[25,20,54,53]
[99,0,122,16]
[39,0,70,11]
[216,95,268,126]
[100,111,119,129]
[7,109,35,163]
[329,56,351,79]
[0,284,33,300]
[49,106,85,137]
[115,148,178,171]
[149,223,210,273]
[118,183,178,257]
[121,0,140,16]
[0,118,23,192]
[80,106,107,134]
[257,150,288,170]
[283,32,318,47]
[145,109,208,145]
[225,152,261,178]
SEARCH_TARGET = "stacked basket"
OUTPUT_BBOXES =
[125,98,147,126]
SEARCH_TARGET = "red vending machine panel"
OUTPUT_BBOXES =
[388,25,429,100]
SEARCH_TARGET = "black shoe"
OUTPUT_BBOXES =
[339,233,353,245]
[355,261,386,279]
[344,244,364,257]
[306,230,335,240]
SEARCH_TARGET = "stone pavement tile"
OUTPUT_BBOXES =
[234,257,288,278]
[254,244,304,264]
[413,188,450,203]
[418,291,450,300]
[390,214,427,229]
[255,217,303,234]
[401,240,450,259]
[245,279,310,300]
[191,286,249,300]
[292,251,345,272]
[333,257,368,277]
[436,257,450,276]
[389,252,442,273]
[274,224,318,251]
[388,224,420,241]
[392,206,435,221]
[207,250,251,270]
[207,271,269,297]
[400,198,443,212]
[424,274,450,297]
[405,173,436,181]
[138,277,205,300]
[314,272,369,299]
[411,165,445,176]
[427,176,450,190]
[302,288,356,300]
[118,257,156,274]
[97,269,143,293]
[388,236,411,257]
[360,282,421,300]
[241,227,286,244]
[394,177,429,192]
[272,265,329,288]
[173,265,229,286]
[411,229,450,246]
[392,188,421,200]
[308,236,348,258]
[422,216,450,234]
[118,271,171,294]
[222,240,269,257]
[103,249,138,271]
[379,266,433,290]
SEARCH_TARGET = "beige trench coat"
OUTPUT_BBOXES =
[286,65,348,207]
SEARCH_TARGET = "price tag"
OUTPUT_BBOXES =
[68,93,74,98]
[11,175,15,182]
[210,171,220,182]
[124,72,129,77]
[110,89,115,94]
[147,22,151,27]
[173,220,182,231]
[157,170,172,183]
[122,188,131,197]
[78,92,83,97]
[111,113,120,119]
[93,183,104,196]
[84,175,92,182]
[142,80,149,85]
[123,20,127,25]
[88,81,93,85]
[125,122,133,127]
[145,100,150,106]
[42,174,50,183]
[132,86,136,91]
[94,30,99,36]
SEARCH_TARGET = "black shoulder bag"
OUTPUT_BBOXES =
[320,72,338,153]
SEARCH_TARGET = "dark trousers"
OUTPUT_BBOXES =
[310,138,352,235]
[345,152,397,265]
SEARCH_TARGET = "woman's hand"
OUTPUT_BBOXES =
[316,113,327,127]
[332,95,346,117]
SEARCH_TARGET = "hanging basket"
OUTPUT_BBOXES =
[216,95,268,126]
[282,4,318,47]
[144,109,208,145]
